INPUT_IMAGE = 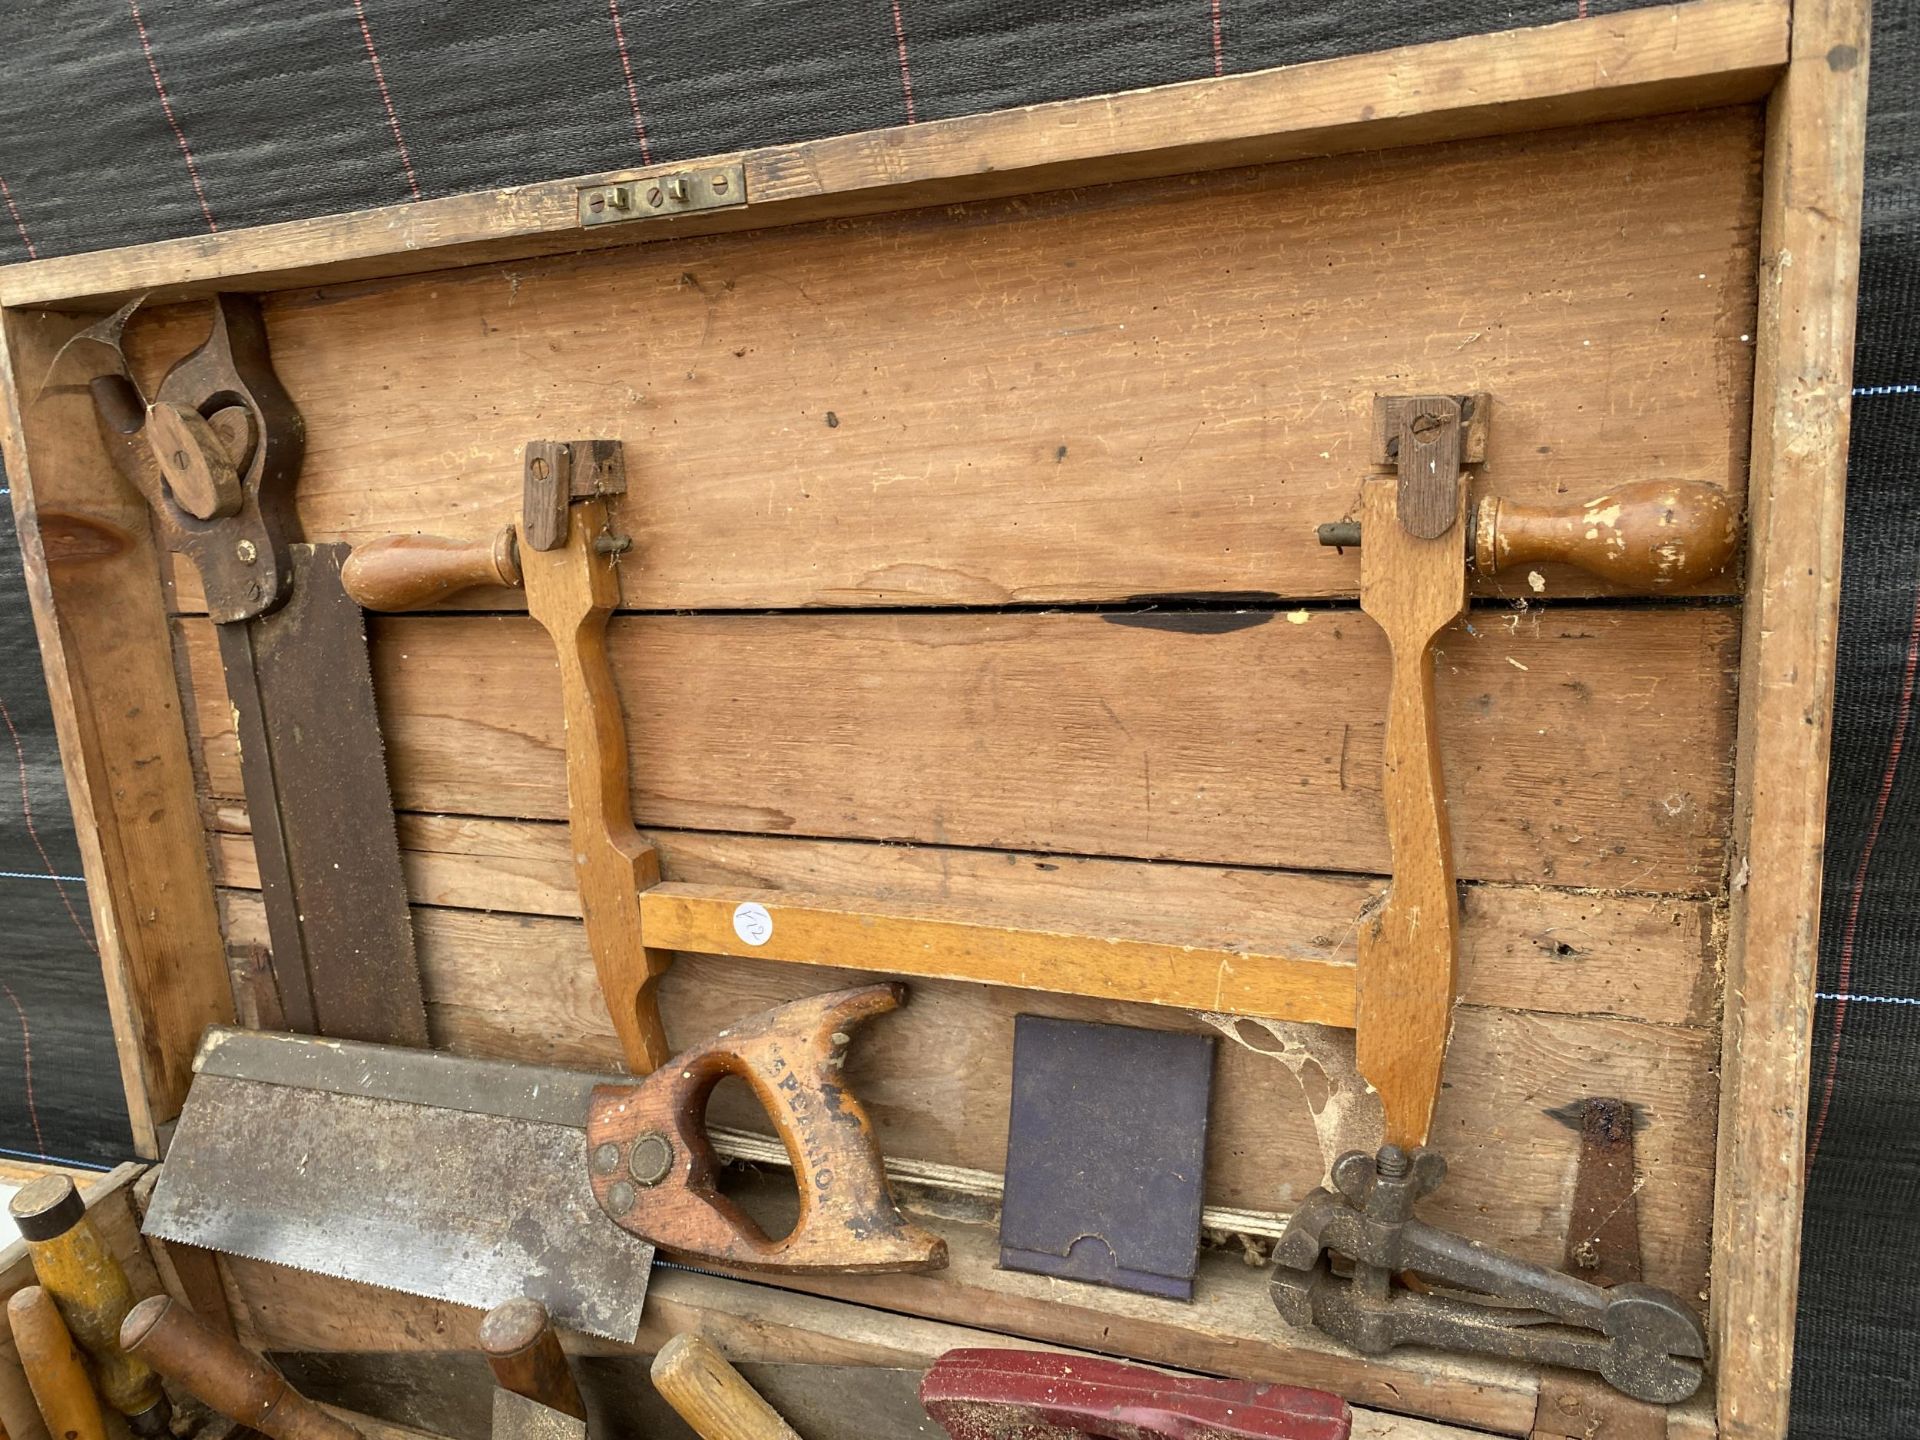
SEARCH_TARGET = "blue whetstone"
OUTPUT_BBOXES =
[999,1014,1216,1300]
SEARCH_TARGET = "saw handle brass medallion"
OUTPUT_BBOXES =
[1317,396,1739,1148]
[586,985,948,1274]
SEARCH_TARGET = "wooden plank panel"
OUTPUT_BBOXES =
[178,605,1737,890]
[213,819,1718,1028]
[221,1246,1545,1440]
[148,108,1761,614]
[219,890,1715,1299]
[0,0,1783,311]
[0,312,233,1151]
[1713,0,1870,1434]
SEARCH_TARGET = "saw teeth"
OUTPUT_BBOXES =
[139,1222,640,1343]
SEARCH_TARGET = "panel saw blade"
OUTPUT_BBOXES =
[145,1028,652,1341]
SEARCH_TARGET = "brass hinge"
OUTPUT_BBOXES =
[578,164,746,227]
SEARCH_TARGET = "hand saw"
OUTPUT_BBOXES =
[142,1026,654,1341]
[62,298,426,1046]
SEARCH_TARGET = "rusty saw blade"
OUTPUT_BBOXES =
[144,1027,653,1341]
[71,297,425,1046]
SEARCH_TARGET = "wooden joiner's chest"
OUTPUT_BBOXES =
[0,1,1868,1437]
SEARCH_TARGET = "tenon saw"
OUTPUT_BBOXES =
[143,1027,654,1341]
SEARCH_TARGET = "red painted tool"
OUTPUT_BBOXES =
[919,1350,1351,1440]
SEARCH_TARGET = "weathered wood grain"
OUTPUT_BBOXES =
[220,1245,1555,1439]
[179,605,1737,891]
[217,887,1715,1299]
[208,818,1717,1028]
[0,312,233,1151]
[207,1148,1717,1440]
[1713,0,1871,1434]
[146,107,1762,615]
[0,0,1782,312]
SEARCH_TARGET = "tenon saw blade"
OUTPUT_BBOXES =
[146,1028,652,1341]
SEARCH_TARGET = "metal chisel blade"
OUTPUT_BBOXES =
[145,1028,652,1341]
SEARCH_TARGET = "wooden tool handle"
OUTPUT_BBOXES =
[8,1288,107,1440]
[8,1176,169,1435]
[480,1300,586,1423]
[339,527,522,611]
[1472,479,1737,589]
[589,985,947,1273]
[121,1296,362,1440]
[650,1334,800,1440]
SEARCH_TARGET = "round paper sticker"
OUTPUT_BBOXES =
[732,902,774,947]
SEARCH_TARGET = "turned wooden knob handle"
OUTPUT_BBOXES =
[650,1334,800,1440]
[480,1299,585,1423]
[1472,479,1737,590]
[121,1296,362,1440]
[340,527,522,611]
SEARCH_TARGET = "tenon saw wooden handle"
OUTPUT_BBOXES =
[588,985,947,1273]
[121,1296,362,1440]
[480,1299,585,1423]
[9,1176,169,1436]
[1471,478,1737,588]
[650,1334,800,1440]
[7,1287,107,1440]
[340,526,521,611]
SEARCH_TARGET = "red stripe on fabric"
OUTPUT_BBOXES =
[1807,577,1920,1171]
[1,981,44,1159]
[0,698,93,955]
[889,0,918,123]
[125,0,217,231]
[351,0,422,202]
[607,0,654,165]
[0,177,37,259]
[1210,0,1224,76]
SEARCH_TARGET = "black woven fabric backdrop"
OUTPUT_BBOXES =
[0,2,1911,1434]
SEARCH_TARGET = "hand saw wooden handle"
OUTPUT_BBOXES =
[1472,478,1737,589]
[340,527,522,611]
[587,985,947,1273]
[122,1296,363,1440]
[650,1334,800,1440]
[8,1287,108,1440]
